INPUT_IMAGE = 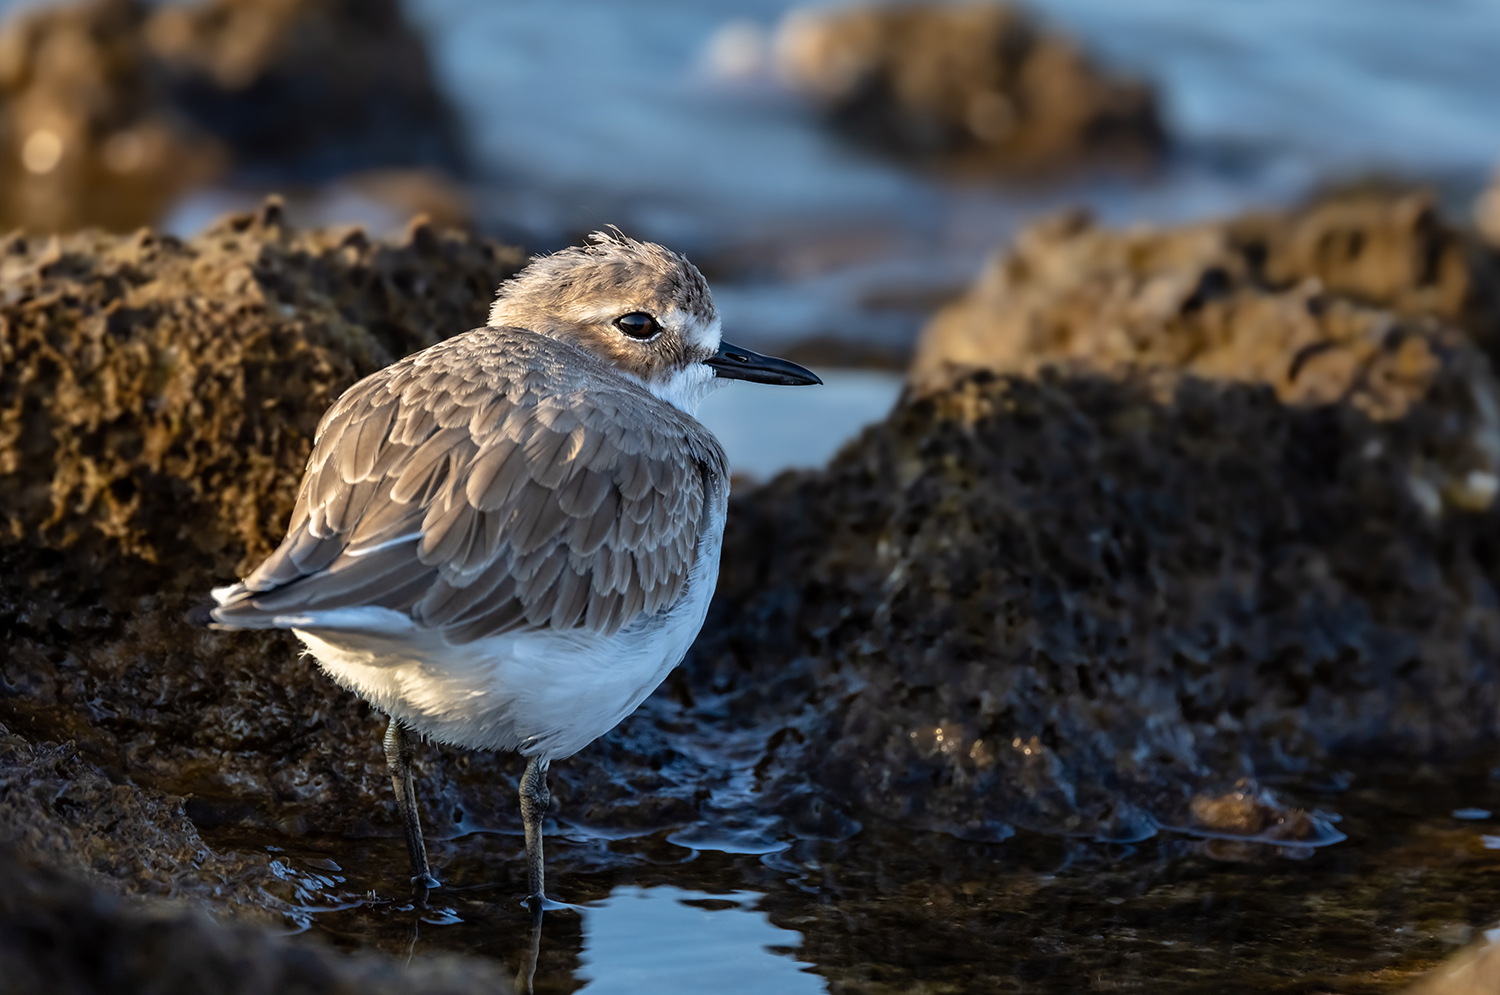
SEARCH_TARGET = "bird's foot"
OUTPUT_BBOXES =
[522,893,571,914]
[412,872,442,890]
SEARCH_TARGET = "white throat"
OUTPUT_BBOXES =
[645,363,725,415]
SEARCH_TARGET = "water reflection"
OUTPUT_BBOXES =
[575,886,823,995]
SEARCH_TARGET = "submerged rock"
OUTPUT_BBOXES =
[0,0,463,233]
[774,1,1165,174]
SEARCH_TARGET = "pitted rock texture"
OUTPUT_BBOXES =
[0,0,463,233]
[5,199,1500,919]
[912,196,1500,519]
[775,1,1165,174]
[0,204,548,859]
[698,369,1500,843]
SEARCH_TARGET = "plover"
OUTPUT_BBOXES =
[197,231,820,905]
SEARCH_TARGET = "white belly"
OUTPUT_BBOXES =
[294,509,725,762]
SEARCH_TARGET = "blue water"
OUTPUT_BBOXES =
[576,887,824,994]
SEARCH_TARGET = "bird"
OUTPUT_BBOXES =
[194,230,821,908]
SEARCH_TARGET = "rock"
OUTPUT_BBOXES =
[1476,167,1500,250]
[701,362,1500,842]
[145,0,466,182]
[0,204,736,922]
[686,195,1500,843]
[8,195,1500,931]
[0,202,540,854]
[774,1,1165,174]
[0,845,515,995]
[0,0,464,233]
[912,196,1500,518]
[0,0,225,232]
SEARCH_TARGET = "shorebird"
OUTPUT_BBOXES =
[196,231,820,906]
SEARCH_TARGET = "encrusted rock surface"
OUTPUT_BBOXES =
[0,0,463,233]
[5,196,1500,931]
[688,192,1500,843]
[774,1,1165,174]
[912,193,1500,519]
[0,202,538,859]
[702,368,1500,842]
[916,191,1500,387]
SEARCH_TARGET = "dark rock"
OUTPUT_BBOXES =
[0,205,534,854]
[774,1,1165,174]
[700,364,1500,842]
[7,195,1500,937]
[0,845,515,994]
[689,194,1500,843]
[0,0,465,233]
[145,0,466,182]
[912,200,1500,518]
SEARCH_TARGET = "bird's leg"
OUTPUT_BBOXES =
[384,717,440,889]
[519,756,551,907]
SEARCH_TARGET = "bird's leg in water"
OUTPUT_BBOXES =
[384,717,440,889]
[520,756,551,907]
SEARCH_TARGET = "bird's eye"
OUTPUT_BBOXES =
[614,312,659,339]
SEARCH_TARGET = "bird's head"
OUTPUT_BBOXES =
[488,229,820,414]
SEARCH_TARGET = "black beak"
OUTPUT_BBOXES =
[705,341,822,386]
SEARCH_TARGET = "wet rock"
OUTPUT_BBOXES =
[0,203,538,859]
[7,194,1500,928]
[0,846,515,994]
[0,0,464,233]
[0,721,353,923]
[699,360,1500,842]
[699,198,1500,841]
[774,1,1165,174]
[675,197,1500,846]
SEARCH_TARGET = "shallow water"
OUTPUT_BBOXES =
[694,370,904,481]
[206,759,1500,993]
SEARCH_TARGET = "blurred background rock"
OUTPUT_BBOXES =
[0,0,465,233]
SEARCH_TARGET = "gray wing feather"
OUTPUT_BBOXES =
[216,330,728,642]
